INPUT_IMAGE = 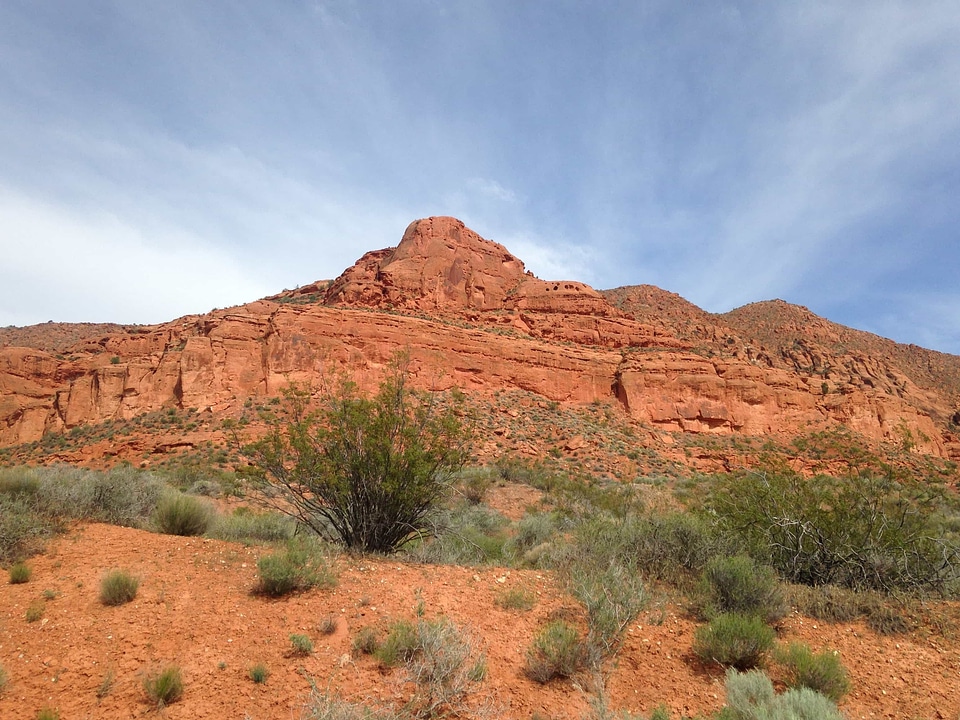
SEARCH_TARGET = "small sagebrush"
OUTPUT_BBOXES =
[255,540,337,597]
[290,633,314,656]
[318,615,338,635]
[153,493,214,536]
[249,663,270,684]
[99,569,139,606]
[495,587,536,611]
[25,600,45,623]
[9,561,31,584]
[525,619,584,683]
[35,708,60,720]
[695,555,786,624]
[723,669,844,720]
[693,613,774,670]
[375,619,419,668]
[142,664,183,708]
[352,627,379,655]
[774,642,851,703]
[0,663,8,694]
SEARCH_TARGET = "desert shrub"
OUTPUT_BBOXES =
[695,556,786,624]
[243,359,471,553]
[207,508,294,543]
[376,619,420,667]
[0,663,8,693]
[774,642,850,702]
[504,511,563,566]
[290,633,314,656]
[786,583,911,633]
[35,709,60,720]
[495,587,536,611]
[143,664,183,708]
[249,663,270,683]
[398,617,487,718]
[255,539,337,597]
[318,615,338,635]
[721,668,845,720]
[0,495,56,564]
[693,613,775,670]
[786,583,863,623]
[0,468,41,498]
[525,619,584,683]
[624,512,729,583]
[555,517,648,662]
[99,569,140,606]
[704,464,960,593]
[25,600,45,622]
[722,669,775,718]
[404,504,511,566]
[458,467,494,504]
[25,464,163,526]
[153,493,214,536]
[352,627,379,655]
[9,561,31,584]
[300,688,400,720]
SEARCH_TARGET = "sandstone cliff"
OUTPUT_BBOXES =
[1,217,958,463]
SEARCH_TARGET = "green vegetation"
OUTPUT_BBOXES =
[254,539,337,597]
[290,633,314,656]
[25,600,45,623]
[35,709,60,720]
[244,357,471,553]
[494,587,536,611]
[153,493,215,536]
[99,569,140,606]
[525,619,584,683]
[9,561,31,584]
[692,613,775,670]
[694,555,786,624]
[142,664,184,708]
[248,663,270,684]
[703,443,960,593]
[773,642,850,703]
[720,668,844,720]
[0,663,8,694]
[352,627,379,656]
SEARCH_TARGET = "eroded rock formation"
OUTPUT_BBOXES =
[2,217,958,461]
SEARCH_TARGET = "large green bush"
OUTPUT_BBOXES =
[704,464,959,593]
[244,358,471,553]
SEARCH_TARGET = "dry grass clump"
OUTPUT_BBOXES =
[99,569,139,606]
[142,664,184,708]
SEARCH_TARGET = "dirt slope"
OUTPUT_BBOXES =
[2,519,959,719]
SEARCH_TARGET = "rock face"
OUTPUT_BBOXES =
[2,216,958,461]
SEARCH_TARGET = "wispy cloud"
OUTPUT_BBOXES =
[1,2,958,354]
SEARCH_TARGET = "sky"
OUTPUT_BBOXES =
[1,2,959,355]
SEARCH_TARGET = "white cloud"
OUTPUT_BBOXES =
[0,187,267,325]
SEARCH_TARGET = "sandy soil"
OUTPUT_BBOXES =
[2,523,959,720]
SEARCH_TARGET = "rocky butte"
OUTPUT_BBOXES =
[1,216,959,464]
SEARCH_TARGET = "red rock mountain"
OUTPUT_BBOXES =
[2,216,959,463]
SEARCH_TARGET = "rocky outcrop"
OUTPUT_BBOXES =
[1,217,957,462]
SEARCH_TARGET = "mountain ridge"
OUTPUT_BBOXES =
[1,216,957,466]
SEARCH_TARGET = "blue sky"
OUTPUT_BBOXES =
[2,2,959,354]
